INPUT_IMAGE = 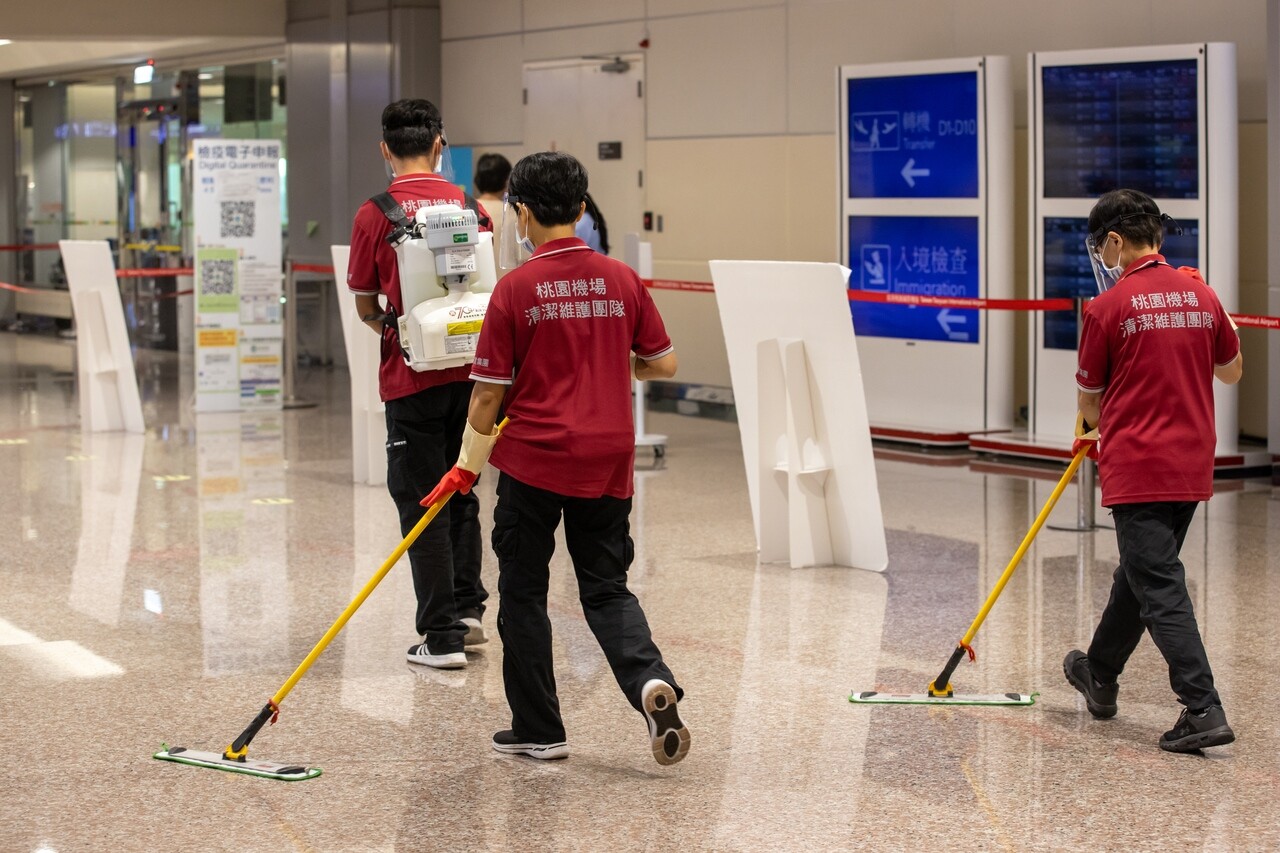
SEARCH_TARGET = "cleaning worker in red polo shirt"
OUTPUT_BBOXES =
[1063,188,1243,753]
[347,99,493,670]
[422,151,691,765]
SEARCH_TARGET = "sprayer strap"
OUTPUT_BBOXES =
[371,192,413,246]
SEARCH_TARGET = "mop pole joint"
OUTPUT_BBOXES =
[224,701,277,762]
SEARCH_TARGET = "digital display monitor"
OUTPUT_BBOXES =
[1041,59,1198,199]
[1042,216,1200,350]
[848,215,980,344]
[847,71,979,198]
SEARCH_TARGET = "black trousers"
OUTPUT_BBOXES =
[385,382,487,652]
[492,472,681,743]
[1087,501,1220,710]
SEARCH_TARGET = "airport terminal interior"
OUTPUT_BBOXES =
[4,1,1280,851]
[5,344,1280,851]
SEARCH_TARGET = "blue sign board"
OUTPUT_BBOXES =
[848,215,981,344]
[847,71,979,198]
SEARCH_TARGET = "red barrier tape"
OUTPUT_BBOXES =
[0,244,59,252]
[0,281,46,294]
[292,263,335,275]
[115,268,194,278]
[642,278,715,293]
[847,290,1075,311]
[1233,313,1280,330]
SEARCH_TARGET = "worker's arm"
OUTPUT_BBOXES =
[467,381,508,434]
[635,351,678,381]
[354,293,387,335]
[1214,350,1243,385]
[1077,390,1101,431]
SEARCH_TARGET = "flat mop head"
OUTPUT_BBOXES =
[154,744,322,781]
[849,690,1037,706]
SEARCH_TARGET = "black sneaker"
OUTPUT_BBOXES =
[1063,650,1118,719]
[406,642,466,669]
[1159,705,1235,753]
[641,679,690,766]
[491,730,568,760]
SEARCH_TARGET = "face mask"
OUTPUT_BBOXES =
[384,159,396,182]
[517,221,535,254]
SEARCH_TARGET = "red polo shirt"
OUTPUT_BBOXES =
[347,173,494,402]
[470,237,673,499]
[1076,254,1239,505]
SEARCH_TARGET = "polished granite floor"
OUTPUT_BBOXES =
[2,330,1278,852]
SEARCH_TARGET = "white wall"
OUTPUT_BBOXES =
[440,0,1270,434]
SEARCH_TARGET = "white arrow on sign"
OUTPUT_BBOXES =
[901,158,930,187]
[937,308,968,339]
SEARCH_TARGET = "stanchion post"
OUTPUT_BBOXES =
[282,260,316,410]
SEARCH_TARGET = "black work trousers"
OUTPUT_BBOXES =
[385,382,487,652]
[1087,501,1221,710]
[492,472,681,743]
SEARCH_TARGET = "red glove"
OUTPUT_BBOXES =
[1071,436,1098,461]
[1072,411,1099,460]
[420,466,478,508]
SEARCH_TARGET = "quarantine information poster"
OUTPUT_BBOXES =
[193,139,283,411]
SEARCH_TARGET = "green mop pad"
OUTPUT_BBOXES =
[849,691,1037,706]
[154,744,322,781]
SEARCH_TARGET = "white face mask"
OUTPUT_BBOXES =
[384,159,396,182]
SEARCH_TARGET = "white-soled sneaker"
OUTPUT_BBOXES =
[641,679,690,766]
[462,617,488,646]
[491,729,568,760]
[406,642,466,669]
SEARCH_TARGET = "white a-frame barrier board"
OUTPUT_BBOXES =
[59,240,145,433]
[331,245,387,486]
[1029,44,1238,453]
[710,260,887,572]
[838,57,1014,438]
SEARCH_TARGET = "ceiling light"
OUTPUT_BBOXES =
[0,40,12,47]
[198,72,213,80]
[134,61,155,85]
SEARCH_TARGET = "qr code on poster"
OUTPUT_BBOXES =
[220,200,256,239]
[200,259,235,296]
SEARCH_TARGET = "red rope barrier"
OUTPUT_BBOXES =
[0,244,59,253]
[642,278,715,293]
[291,262,335,275]
[848,290,1075,311]
[115,268,194,278]
[0,281,47,294]
[1232,313,1280,330]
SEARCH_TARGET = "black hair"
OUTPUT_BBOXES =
[507,151,588,228]
[582,191,610,255]
[474,153,512,195]
[381,99,444,160]
[1087,189,1165,249]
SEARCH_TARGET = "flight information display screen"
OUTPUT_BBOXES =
[847,71,979,198]
[1042,216,1200,350]
[848,215,980,344]
[1041,59,1198,199]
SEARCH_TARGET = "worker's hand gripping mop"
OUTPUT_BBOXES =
[155,418,507,780]
[851,432,1095,707]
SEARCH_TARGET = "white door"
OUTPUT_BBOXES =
[523,55,646,254]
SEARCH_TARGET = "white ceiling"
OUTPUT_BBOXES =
[0,37,284,81]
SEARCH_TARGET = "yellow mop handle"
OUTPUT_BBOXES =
[270,416,509,706]
[959,446,1087,647]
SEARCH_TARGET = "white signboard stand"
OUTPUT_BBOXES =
[331,245,387,486]
[193,139,284,412]
[58,239,145,433]
[710,260,887,572]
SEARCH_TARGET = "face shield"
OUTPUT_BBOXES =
[499,193,532,270]
[435,134,455,183]
[1085,231,1123,293]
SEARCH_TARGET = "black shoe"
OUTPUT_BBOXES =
[1159,705,1235,753]
[1063,650,1118,719]
[641,679,690,766]
[491,729,568,760]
